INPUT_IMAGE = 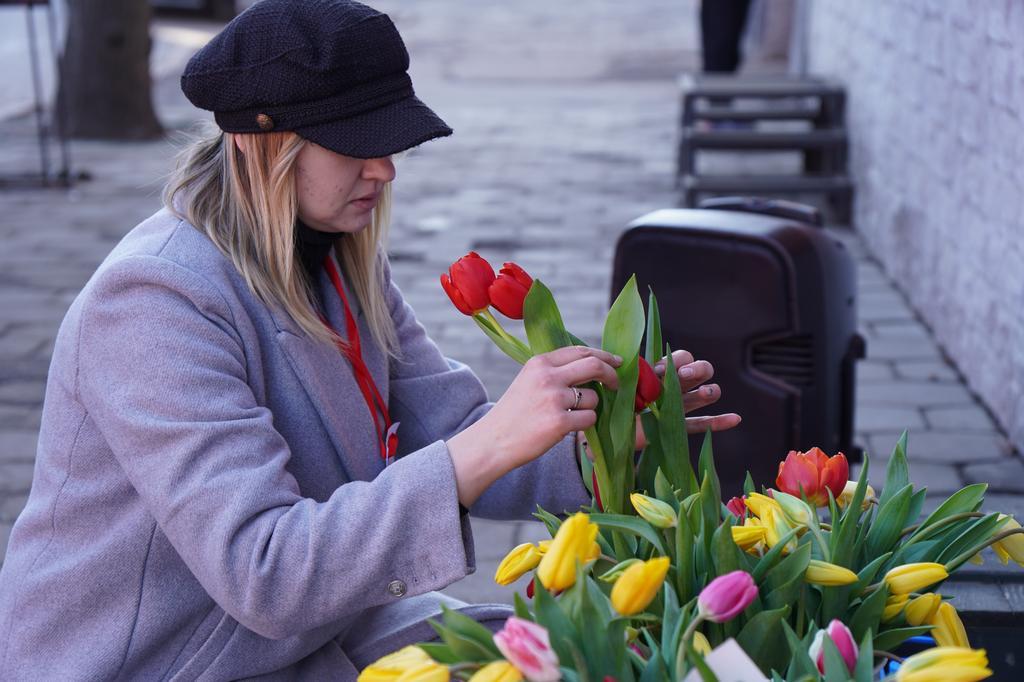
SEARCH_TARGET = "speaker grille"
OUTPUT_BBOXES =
[752,335,815,386]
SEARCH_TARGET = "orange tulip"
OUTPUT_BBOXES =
[440,252,495,315]
[776,447,849,507]
[634,357,662,411]
[488,262,533,319]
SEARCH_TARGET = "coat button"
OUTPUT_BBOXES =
[387,580,407,597]
[255,113,274,131]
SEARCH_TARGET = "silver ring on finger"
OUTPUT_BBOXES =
[569,387,583,411]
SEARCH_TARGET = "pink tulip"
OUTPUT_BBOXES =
[493,617,561,682]
[697,570,758,623]
[808,619,858,674]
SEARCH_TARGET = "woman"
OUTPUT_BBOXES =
[0,1,738,679]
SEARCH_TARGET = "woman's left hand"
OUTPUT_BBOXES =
[578,349,741,458]
[645,349,741,446]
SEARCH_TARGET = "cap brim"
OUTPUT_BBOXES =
[293,94,452,159]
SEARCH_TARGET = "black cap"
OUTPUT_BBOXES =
[180,0,452,159]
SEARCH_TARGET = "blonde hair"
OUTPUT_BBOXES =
[162,122,399,357]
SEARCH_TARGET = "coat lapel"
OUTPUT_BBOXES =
[270,256,388,482]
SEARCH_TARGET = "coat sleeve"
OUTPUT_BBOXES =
[77,255,476,641]
[383,260,591,520]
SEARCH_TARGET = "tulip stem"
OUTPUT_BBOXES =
[944,527,1024,572]
[808,519,832,562]
[680,613,706,650]
[900,512,985,544]
[874,650,905,664]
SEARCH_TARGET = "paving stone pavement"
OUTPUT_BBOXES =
[1,0,1021,610]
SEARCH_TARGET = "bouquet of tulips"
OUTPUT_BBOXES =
[359,253,1024,682]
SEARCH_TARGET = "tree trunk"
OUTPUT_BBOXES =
[58,0,163,139]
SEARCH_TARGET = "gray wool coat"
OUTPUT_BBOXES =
[0,209,590,680]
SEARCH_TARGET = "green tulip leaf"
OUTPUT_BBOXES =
[830,456,870,566]
[765,542,812,592]
[852,552,892,594]
[609,355,640,458]
[751,527,801,583]
[416,641,462,665]
[589,512,668,556]
[532,580,581,667]
[602,275,645,361]
[848,582,889,643]
[437,605,502,657]
[656,344,696,496]
[735,605,791,675]
[782,621,818,678]
[645,289,663,367]
[472,315,532,364]
[429,621,498,662]
[879,430,910,506]
[853,630,875,682]
[865,484,914,557]
[907,484,988,543]
[533,505,563,537]
[697,430,721,511]
[513,592,533,620]
[936,512,1005,570]
[523,279,573,354]
[872,625,934,652]
[636,412,663,495]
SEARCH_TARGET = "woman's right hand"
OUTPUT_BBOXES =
[446,346,622,507]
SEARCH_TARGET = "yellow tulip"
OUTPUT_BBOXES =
[761,504,797,554]
[469,660,524,682]
[895,646,991,682]
[804,559,859,586]
[494,543,542,585]
[883,594,909,622]
[537,512,599,591]
[968,553,984,566]
[610,556,670,615]
[882,563,949,595]
[837,480,875,511]
[692,631,711,656]
[992,515,1024,567]
[394,661,449,682]
[771,490,814,526]
[358,646,435,682]
[744,492,783,519]
[630,493,677,528]
[731,524,767,552]
[904,593,942,626]
[931,601,970,648]
[536,540,552,555]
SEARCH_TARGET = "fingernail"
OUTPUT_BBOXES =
[679,367,695,379]
[613,355,623,364]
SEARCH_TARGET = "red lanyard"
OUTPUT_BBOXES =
[322,255,398,462]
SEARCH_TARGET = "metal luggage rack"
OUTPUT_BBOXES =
[675,73,853,224]
[0,0,75,189]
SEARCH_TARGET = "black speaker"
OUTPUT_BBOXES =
[612,198,865,495]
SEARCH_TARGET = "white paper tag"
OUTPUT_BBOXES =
[681,638,769,682]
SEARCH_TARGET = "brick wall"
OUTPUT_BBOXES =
[805,0,1024,453]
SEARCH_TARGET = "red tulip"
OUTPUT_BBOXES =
[591,470,603,511]
[776,447,849,507]
[634,357,661,411]
[526,577,535,599]
[440,251,495,315]
[489,262,533,319]
[726,496,747,518]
